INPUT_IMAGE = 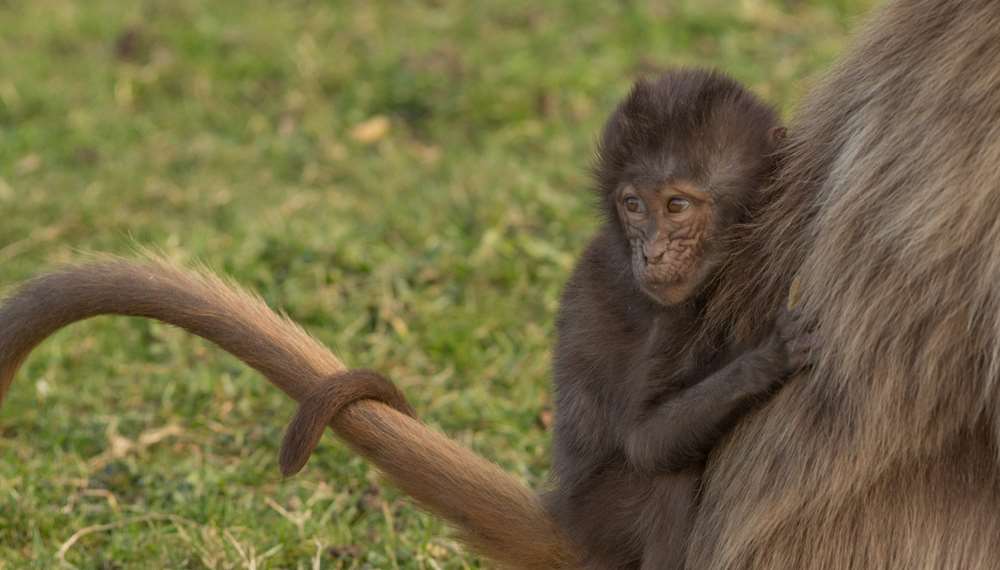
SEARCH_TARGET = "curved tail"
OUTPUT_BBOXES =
[0,255,576,569]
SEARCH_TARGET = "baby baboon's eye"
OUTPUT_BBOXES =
[624,196,645,214]
[667,197,691,213]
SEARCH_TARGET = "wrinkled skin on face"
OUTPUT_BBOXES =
[593,71,785,306]
[616,180,716,305]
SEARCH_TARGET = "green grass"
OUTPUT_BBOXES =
[0,0,873,567]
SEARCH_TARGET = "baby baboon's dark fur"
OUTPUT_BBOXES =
[547,70,804,569]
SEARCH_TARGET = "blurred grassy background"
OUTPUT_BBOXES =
[0,0,874,567]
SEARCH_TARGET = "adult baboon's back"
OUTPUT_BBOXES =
[691,0,1000,567]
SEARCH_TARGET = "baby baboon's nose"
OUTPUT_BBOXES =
[644,246,667,264]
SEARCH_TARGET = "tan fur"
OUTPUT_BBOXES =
[0,255,576,569]
[692,0,1000,567]
[6,1,1000,566]
[279,369,416,476]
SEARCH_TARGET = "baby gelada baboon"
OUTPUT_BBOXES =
[547,69,809,569]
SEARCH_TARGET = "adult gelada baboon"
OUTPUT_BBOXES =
[3,0,1000,567]
[688,0,1000,567]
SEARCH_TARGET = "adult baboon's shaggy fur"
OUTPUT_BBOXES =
[3,0,1000,567]
[688,0,1000,567]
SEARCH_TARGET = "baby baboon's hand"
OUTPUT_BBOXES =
[774,306,817,374]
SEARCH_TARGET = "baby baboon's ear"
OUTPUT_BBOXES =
[768,126,788,146]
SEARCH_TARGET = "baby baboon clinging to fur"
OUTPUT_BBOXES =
[546,70,809,569]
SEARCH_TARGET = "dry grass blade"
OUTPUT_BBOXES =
[56,514,189,566]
